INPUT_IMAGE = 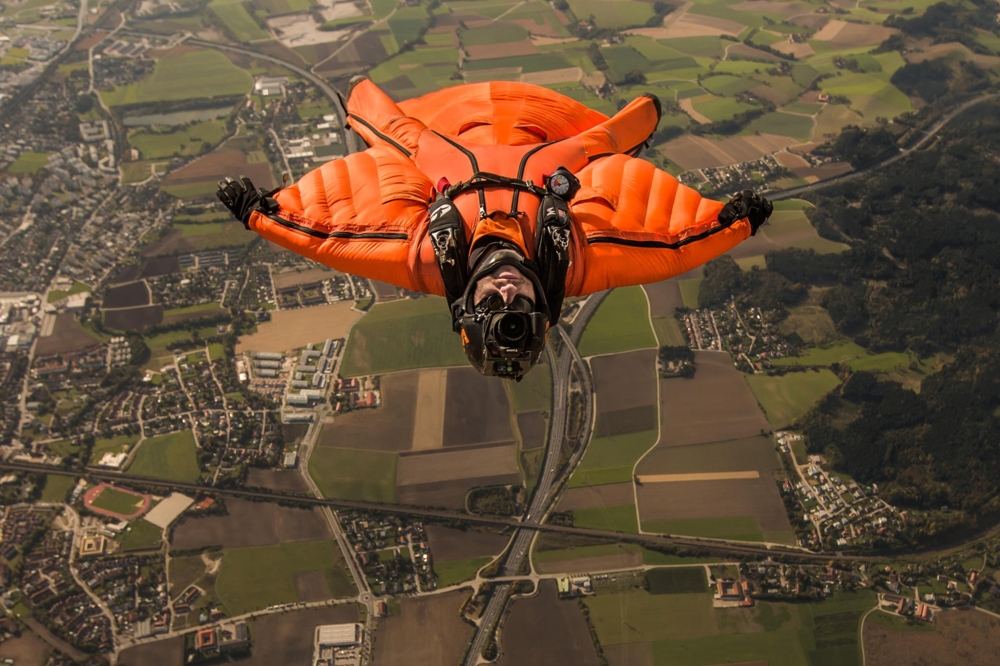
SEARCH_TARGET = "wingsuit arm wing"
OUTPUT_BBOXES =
[245,147,433,290]
[565,155,752,296]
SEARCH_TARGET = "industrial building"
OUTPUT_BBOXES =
[313,623,363,666]
[253,352,283,360]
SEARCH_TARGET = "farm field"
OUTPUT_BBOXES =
[241,605,359,666]
[589,350,658,440]
[646,567,708,594]
[161,147,275,200]
[168,555,205,596]
[745,369,841,429]
[371,591,473,666]
[425,525,509,563]
[104,305,164,331]
[128,119,229,159]
[236,301,362,353]
[573,503,639,533]
[864,608,1000,666]
[395,444,521,508]
[636,435,780,478]
[779,304,839,345]
[433,556,492,588]
[144,222,254,256]
[171,498,331,549]
[317,370,418,452]
[658,352,771,447]
[443,367,515,447]
[578,287,657,357]
[641,515,767,542]
[101,50,252,106]
[340,297,467,376]
[119,637,183,666]
[126,430,201,483]
[215,540,355,615]
[567,430,657,488]
[498,580,600,666]
[103,281,150,309]
[309,447,397,503]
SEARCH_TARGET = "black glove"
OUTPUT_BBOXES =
[718,189,773,236]
[216,175,261,229]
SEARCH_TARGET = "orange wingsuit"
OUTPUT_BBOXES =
[246,79,753,297]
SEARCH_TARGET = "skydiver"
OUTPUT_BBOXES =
[217,79,772,381]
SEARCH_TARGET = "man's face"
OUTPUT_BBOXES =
[472,264,536,307]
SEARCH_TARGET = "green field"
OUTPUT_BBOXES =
[646,567,708,594]
[532,541,718,567]
[507,356,551,414]
[92,486,146,515]
[771,340,866,367]
[679,278,701,309]
[565,0,655,29]
[309,447,396,503]
[129,119,228,159]
[574,503,639,533]
[216,540,356,615]
[433,556,493,588]
[120,519,163,551]
[692,95,757,122]
[163,301,224,317]
[578,287,657,357]
[90,433,141,462]
[8,151,50,174]
[643,516,765,542]
[744,112,814,141]
[701,75,757,97]
[778,305,838,345]
[168,554,206,595]
[584,591,720,645]
[102,50,252,106]
[745,370,841,429]
[568,430,657,488]
[340,297,466,376]
[209,0,270,41]
[126,430,202,483]
[40,475,76,503]
[652,315,686,346]
[461,24,529,46]
[47,280,91,303]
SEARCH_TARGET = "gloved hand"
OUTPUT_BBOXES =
[216,175,261,229]
[718,189,773,236]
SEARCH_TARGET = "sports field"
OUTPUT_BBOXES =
[101,50,252,106]
[578,287,657,357]
[745,370,841,429]
[126,430,202,483]
[433,556,492,588]
[340,297,466,376]
[92,486,146,516]
[309,447,396,503]
[216,540,356,615]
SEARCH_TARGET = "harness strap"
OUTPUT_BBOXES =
[427,196,470,329]
[444,171,545,202]
[534,194,572,326]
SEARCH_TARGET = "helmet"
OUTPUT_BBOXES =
[454,245,549,381]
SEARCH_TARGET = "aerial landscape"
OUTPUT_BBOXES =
[1,0,1000,663]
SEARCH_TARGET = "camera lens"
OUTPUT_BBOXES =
[497,313,527,344]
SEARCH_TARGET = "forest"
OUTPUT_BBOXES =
[701,101,1000,541]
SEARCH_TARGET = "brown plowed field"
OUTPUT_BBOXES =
[372,280,401,301]
[35,313,101,355]
[170,498,331,549]
[659,352,770,447]
[103,281,150,308]
[517,411,547,450]
[162,149,275,190]
[243,604,358,666]
[498,580,600,666]
[0,632,51,666]
[644,280,683,317]
[272,267,339,289]
[591,350,657,438]
[318,371,418,452]
[864,609,1000,666]
[246,469,309,493]
[396,443,519,485]
[104,305,164,331]
[534,550,642,575]
[139,256,180,277]
[637,436,778,476]
[636,477,792,532]
[558,483,635,511]
[426,525,509,563]
[236,302,362,354]
[396,474,521,509]
[293,570,332,602]
[119,636,183,666]
[443,367,515,447]
[371,591,472,666]
[724,232,782,260]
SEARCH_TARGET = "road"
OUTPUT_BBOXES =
[771,93,998,201]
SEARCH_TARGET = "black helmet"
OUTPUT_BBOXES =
[454,245,549,381]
